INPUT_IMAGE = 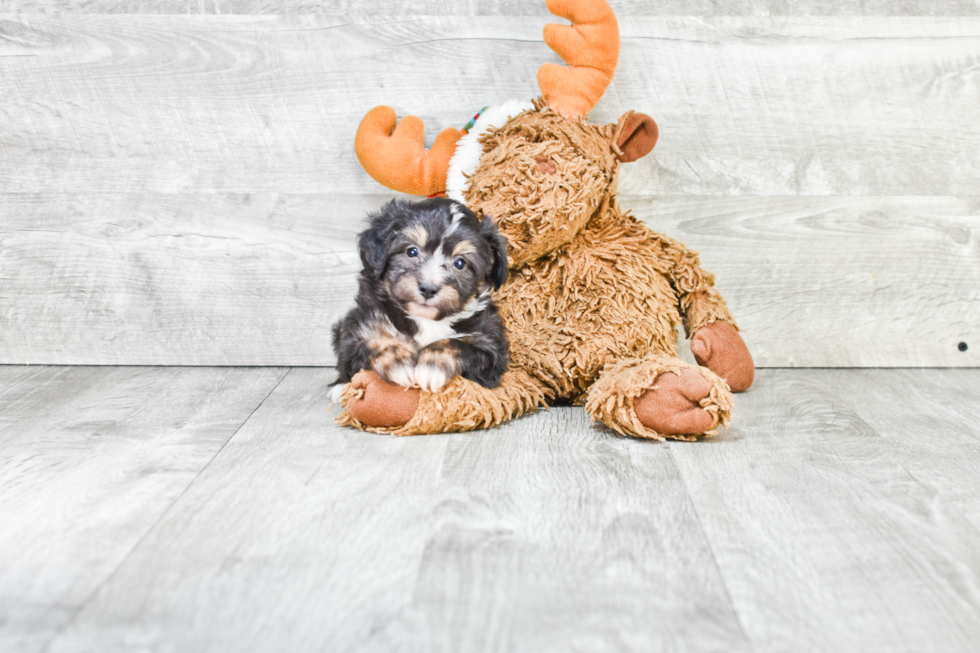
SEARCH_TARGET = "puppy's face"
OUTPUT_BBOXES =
[358,198,508,321]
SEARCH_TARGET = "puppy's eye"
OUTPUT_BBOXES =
[407,247,419,258]
[453,257,466,270]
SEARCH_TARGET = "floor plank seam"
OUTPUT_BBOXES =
[35,367,294,653]
[665,444,757,652]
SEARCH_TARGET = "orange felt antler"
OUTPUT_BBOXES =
[355,106,463,196]
[538,0,620,120]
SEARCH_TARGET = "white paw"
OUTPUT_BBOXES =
[415,363,449,393]
[329,384,348,403]
[387,364,416,388]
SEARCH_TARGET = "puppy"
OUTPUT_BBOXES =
[332,197,509,394]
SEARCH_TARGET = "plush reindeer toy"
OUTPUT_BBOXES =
[335,0,755,440]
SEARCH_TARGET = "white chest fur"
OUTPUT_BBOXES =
[409,315,464,348]
[408,293,488,348]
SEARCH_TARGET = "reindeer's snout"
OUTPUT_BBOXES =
[535,156,557,174]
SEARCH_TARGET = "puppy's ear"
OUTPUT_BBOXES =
[357,202,398,279]
[479,215,509,290]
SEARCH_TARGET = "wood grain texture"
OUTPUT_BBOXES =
[2,13,978,365]
[6,1,980,16]
[669,368,980,653]
[637,195,980,368]
[0,16,978,195]
[0,193,378,365]
[42,367,750,653]
[2,193,976,366]
[5,367,980,651]
[0,365,287,653]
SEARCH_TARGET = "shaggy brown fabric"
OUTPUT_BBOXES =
[465,103,619,268]
[493,203,717,400]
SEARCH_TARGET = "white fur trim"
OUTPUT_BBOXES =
[445,99,534,204]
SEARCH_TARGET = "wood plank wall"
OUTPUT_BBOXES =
[1,1,978,366]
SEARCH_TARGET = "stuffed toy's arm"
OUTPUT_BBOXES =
[335,368,550,435]
[653,233,736,337]
[655,233,755,392]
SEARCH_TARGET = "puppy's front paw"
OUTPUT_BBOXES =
[381,363,415,388]
[329,383,348,403]
[370,340,418,388]
[415,362,450,393]
[372,361,415,388]
[415,341,461,393]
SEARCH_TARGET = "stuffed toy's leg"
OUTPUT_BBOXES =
[334,368,549,435]
[585,355,734,441]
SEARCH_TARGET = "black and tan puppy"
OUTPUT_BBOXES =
[332,198,509,394]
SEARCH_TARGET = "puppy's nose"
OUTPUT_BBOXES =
[418,281,439,300]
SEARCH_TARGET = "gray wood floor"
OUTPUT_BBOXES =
[2,366,979,652]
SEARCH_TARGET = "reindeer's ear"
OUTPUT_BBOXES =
[615,112,658,163]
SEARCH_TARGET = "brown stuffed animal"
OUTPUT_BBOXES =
[336,0,754,440]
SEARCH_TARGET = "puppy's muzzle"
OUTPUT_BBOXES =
[418,281,439,300]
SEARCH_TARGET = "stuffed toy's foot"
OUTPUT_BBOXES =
[691,321,754,392]
[343,370,420,428]
[633,368,722,435]
[586,356,734,441]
